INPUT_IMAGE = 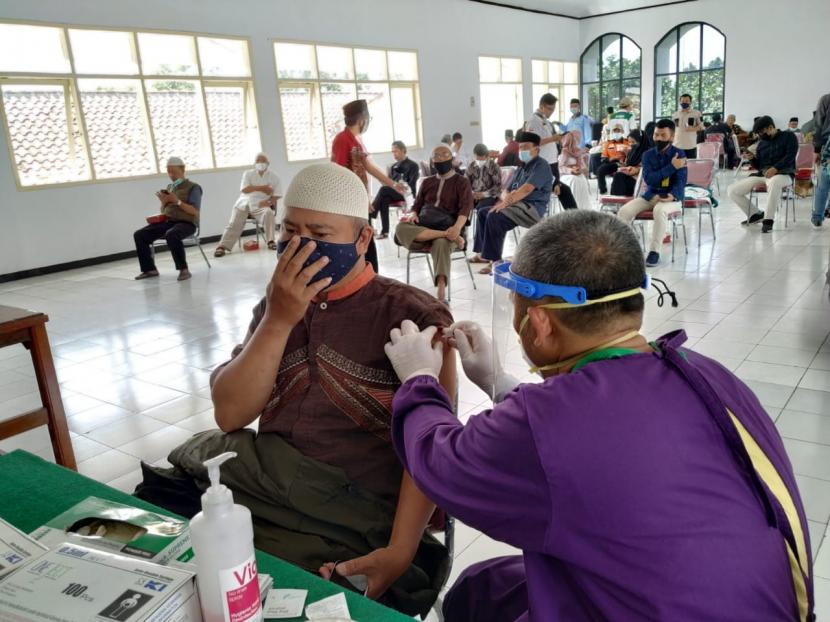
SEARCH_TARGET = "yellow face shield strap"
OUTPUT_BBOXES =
[517,286,644,335]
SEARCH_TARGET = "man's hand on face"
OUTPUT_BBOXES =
[264,237,332,330]
[671,154,687,170]
[765,167,778,179]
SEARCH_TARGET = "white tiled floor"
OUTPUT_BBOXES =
[1,170,829,616]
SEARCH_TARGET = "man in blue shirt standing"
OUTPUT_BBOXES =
[617,119,687,267]
[470,131,553,274]
[564,98,595,148]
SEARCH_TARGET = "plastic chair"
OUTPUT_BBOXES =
[682,159,717,246]
[151,223,211,269]
[696,143,721,193]
[598,170,643,214]
[635,206,687,262]
[749,180,796,227]
[396,227,477,303]
[238,215,264,251]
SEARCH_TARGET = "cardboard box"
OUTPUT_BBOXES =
[0,518,48,579]
[30,497,193,565]
[0,542,200,622]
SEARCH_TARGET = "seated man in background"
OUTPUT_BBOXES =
[728,115,798,233]
[617,119,687,268]
[395,145,473,302]
[469,131,552,273]
[136,163,453,617]
[451,132,472,169]
[214,152,281,257]
[465,143,502,213]
[498,129,520,166]
[787,117,800,131]
[370,141,419,240]
[596,123,632,194]
[133,156,201,282]
[705,113,738,168]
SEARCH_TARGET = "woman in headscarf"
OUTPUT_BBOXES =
[557,130,591,210]
[610,121,656,197]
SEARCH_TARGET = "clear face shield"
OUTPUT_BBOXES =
[492,261,650,392]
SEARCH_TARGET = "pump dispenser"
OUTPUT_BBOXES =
[190,452,262,622]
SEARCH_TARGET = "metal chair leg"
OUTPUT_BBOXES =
[197,242,211,269]
[425,256,435,283]
[405,251,411,284]
[465,252,477,289]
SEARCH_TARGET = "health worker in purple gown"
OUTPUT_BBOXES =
[383,210,814,622]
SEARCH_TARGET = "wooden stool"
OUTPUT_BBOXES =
[0,305,76,470]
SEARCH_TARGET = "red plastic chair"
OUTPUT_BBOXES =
[634,204,686,262]
[682,159,717,245]
[599,170,642,213]
[749,180,796,227]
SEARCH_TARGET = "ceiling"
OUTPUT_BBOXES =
[470,0,695,19]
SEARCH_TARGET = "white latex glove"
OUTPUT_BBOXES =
[444,321,520,401]
[384,320,444,383]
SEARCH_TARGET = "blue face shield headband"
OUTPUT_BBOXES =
[492,261,650,374]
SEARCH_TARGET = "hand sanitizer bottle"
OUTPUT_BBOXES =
[190,452,263,622]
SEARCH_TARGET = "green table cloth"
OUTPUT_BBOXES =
[0,450,410,621]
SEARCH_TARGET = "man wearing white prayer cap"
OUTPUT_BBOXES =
[133,156,202,281]
[214,152,283,256]
[143,162,456,616]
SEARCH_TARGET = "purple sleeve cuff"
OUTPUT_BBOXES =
[391,376,457,470]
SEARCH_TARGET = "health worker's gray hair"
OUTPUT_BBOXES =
[511,211,645,333]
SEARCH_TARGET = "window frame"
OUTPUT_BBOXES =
[478,54,524,152]
[531,59,578,125]
[653,21,726,122]
[579,33,642,123]
[0,18,262,191]
[272,38,423,163]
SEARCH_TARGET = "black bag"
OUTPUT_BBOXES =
[418,206,455,230]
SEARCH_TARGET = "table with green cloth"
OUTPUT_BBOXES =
[0,450,411,622]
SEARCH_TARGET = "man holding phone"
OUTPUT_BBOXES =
[617,119,687,267]
[672,93,702,159]
[133,156,202,281]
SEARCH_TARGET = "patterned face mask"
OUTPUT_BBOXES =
[276,235,361,287]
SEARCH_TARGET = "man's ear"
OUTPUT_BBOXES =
[527,306,554,346]
[356,225,373,255]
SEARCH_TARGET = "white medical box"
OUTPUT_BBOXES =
[0,517,48,579]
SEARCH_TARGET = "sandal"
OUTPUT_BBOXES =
[478,266,493,275]
[267,241,277,250]
[213,246,227,257]
[468,254,489,264]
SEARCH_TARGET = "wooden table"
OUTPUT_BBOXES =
[0,305,75,470]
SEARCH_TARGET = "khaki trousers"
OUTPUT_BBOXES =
[727,174,791,220]
[395,222,458,285]
[617,196,680,253]
[218,204,275,249]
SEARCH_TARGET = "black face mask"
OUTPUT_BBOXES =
[654,140,671,151]
[434,160,453,175]
[760,132,773,141]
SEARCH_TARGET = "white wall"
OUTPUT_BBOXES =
[579,0,830,126]
[0,0,580,276]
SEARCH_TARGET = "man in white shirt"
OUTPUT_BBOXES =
[451,132,473,169]
[608,97,638,137]
[671,93,703,159]
[526,93,577,209]
[214,153,282,257]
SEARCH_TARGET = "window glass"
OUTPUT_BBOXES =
[358,82,393,152]
[278,84,326,161]
[197,37,250,77]
[69,30,138,75]
[0,24,70,73]
[205,84,260,167]
[144,79,212,169]
[354,48,387,81]
[1,83,90,185]
[316,46,353,80]
[387,51,417,81]
[77,78,155,178]
[138,33,198,76]
[274,42,317,80]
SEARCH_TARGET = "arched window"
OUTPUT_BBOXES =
[580,33,641,122]
[654,22,725,121]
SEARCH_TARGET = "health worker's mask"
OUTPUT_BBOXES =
[276,235,361,287]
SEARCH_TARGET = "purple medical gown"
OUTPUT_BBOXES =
[391,337,812,621]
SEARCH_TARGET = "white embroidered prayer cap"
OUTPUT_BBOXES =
[166,156,185,167]
[284,163,368,219]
